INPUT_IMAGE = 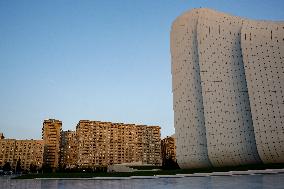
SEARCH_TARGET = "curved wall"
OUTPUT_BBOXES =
[196,9,261,166]
[171,9,211,168]
[171,8,284,168]
[241,20,284,163]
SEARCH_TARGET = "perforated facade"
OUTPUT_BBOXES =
[171,9,211,169]
[241,20,284,163]
[196,9,261,167]
[171,8,284,168]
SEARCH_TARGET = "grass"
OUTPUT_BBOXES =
[13,163,284,179]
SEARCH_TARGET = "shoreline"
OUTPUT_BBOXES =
[12,164,284,179]
[28,169,284,180]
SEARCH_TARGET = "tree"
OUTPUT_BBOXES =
[162,155,180,170]
[3,162,11,172]
[29,163,38,173]
[16,158,22,173]
[42,163,52,173]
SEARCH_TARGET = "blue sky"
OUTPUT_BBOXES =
[0,0,283,139]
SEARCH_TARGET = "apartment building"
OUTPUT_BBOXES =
[60,130,77,168]
[161,136,176,162]
[42,119,62,171]
[76,120,161,168]
[0,138,44,170]
[1,119,162,171]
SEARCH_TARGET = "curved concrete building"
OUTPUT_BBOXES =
[196,9,261,167]
[241,20,284,163]
[171,9,211,168]
[171,8,284,168]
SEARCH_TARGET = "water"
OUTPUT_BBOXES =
[1,174,283,189]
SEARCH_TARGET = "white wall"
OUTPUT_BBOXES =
[171,9,211,169]
[241,20,284,163]
[196,9,261,167]
[171,8,283,168]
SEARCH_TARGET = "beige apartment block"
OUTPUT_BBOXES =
[13,140,44,170]
[171,8,283,168]
[76,120,161,168]
[0,138,44,171]
[0,139,15,169]
[161,136,176,162]
[60,130,77,168]
[42,119,62,171]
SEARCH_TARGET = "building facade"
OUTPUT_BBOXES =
[1,119,162,171]
[60,130,77,168]
[76,120,161,168]
[161,136,176,162]
[241,20,284,163]
[0,138,44,171]
[171,8,284,168]
[171,9,211,168]
[42,119,62,171]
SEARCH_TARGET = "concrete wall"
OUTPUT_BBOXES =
[171,9,211,169]
[241,20,284,163]
[171,8,283,168]
[196,9,261,167]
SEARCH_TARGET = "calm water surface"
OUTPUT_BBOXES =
[1,174,283,189]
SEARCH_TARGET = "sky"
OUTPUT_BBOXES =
[0,0,283,140]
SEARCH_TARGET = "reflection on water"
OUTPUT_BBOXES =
[1,174,283,189]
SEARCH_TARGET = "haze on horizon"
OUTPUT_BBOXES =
[0,0,283,140]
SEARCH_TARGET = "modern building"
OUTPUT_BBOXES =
[241,20,284,164]
[161,136,176,162]
[76,120,161,168]
[42,119,62,171]
[0,137,44,171]
[171,8,284,168]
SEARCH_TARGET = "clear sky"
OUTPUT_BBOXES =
[0,0,283,139]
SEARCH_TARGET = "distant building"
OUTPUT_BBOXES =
[1,119,162,171]
[0,133,4,139]
[0,137,44,171]
[42,119,62,171]
[161,136,176,163]
[76,120,161,168]
[60,130,77,168]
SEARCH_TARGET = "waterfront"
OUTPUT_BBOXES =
[1,174,283,189]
